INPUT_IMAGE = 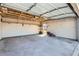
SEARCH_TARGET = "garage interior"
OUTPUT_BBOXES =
[0,3,79,56]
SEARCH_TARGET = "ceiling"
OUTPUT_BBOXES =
[1,3,76,20]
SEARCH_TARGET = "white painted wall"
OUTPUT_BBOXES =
[0,18,39,38]
[2,23,39,38]
[0,24,1,39]
[0,15,4,50]
[76,17,79,41]
[0,23,1,40]
[47,18,76,39]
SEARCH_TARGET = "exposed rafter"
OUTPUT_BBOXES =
[0,6,47,26]
[26,3,37,12]
[0,7,37,21]
[39,6,68,16]
[48,12,74,18]
[67,3,78,17]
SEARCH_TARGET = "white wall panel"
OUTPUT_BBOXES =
[76,17,79,41]
[0,15,4,50]
[0,15,2,40]
[1,18,39,38]
[47,18,76,39]
[0,23,1,40]
[2,23,39,38]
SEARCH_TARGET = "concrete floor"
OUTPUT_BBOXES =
[0,35,79,56]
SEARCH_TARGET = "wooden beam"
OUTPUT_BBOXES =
[0,6,47,26]
[0,6,35,18]
[0,6,44,22]
[1,21,40,26]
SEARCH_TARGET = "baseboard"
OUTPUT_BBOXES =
[55,36,78,42]
[1,33,39,40]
